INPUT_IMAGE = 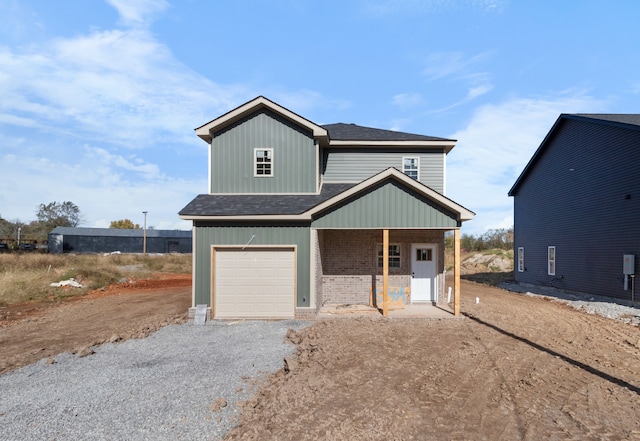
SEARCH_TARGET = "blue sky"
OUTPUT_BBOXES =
[0,0,638,234]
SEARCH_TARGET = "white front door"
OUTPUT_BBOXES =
[411,244,437,302]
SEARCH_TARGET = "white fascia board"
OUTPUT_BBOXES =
[195,96,329,143]
[329,140,456,153]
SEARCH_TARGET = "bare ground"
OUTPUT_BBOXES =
[1,275,640,440]
[226,282,640,440]
[0,273,191,375]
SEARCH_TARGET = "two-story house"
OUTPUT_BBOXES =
[179,96,474,319]
[509,114,640,301]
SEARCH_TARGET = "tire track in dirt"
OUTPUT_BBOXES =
[462,282,640,440]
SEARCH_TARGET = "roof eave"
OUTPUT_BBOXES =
[328,139,456,153]
[179,214,310,221]
[195,96,329,144]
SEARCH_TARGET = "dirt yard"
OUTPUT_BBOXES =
[1,275,640,440]
[0,274,191,374]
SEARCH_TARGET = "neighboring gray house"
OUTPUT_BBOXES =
[509,114,640,301]
[179,96,474,320]
[48,227,192,254]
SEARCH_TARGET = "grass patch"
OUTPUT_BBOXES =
[0,253,192,307]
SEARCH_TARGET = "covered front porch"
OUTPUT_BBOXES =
[313,228,463,317]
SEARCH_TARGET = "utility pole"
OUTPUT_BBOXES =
[142,211,148,255]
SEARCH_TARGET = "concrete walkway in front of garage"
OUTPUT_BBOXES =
[317,303,459,319]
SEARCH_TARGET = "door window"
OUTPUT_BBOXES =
[416,248,432,261]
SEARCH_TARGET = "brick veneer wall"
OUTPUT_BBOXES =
[317,229,445,306]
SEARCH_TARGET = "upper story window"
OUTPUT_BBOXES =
[254,148,273,177]
[403,157,419,180]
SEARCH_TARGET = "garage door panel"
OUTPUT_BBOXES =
[214,248,295,319]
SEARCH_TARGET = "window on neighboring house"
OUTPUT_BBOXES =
[517,247,524,272]
[377,244,401,268]
[255,148,273,176]
[403,157,419,180]
[548,246,556,276]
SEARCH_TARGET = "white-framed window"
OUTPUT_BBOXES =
[402,157,419,180]
[548,246,556,276]
[254,148,273,177]
[517,247,525,272]
[377,244,401,268]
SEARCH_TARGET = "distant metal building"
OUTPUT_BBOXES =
[48,227,192,254]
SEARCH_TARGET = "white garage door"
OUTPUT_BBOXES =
[214,248,296,319]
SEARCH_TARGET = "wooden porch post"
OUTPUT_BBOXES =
[454,228,461,316]
[383,229,389,317]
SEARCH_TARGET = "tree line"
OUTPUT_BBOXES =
[445,227,514,252]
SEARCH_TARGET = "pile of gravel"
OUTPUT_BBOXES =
[500,281,640,326]
[0,319,310,440]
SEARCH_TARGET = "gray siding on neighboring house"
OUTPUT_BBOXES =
[312,180,459,229]
[193,222,311,307]
[210,110,317,194]
[512,117,640,300]
[47,227,192,254]
[322,148,446,193]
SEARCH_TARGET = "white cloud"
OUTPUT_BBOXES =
[447,91,608,235]
[363,0,506,18]
[0,28,241,149]
[0,146,201,229]
[0,0,339,229]
[392,93,425,109]
[422,52,495,111]
[85,147,162,181]
[0,1,219,227]
[106,0,169,28]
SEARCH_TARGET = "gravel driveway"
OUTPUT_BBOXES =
[0,320,310,440]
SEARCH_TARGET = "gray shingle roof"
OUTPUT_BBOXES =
[573,114,640,127]
[179,183,356,217]
[322,123,453,142]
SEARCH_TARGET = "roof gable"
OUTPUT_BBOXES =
[308,168,474,222]
[508,113,640,196]
[195,96,329,143]
[311,179,459,229]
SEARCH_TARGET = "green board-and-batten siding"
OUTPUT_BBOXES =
[193,223,311,307]
[312,180,459,229]
[322,148,446,193]
[210,110,318,194]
